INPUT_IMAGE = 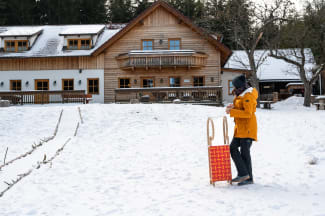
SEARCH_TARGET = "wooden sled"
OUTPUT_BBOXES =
[207,116,232,186]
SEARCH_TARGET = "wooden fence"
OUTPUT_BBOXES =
[0,90,91,105]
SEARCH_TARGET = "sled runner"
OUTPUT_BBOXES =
[207,116,232,186]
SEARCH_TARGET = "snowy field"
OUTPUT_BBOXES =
[0,97,325,216]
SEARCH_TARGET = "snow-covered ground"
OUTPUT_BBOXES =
[0,97,325,216]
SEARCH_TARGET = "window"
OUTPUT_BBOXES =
[142,77,154,88]
[88,78,99,94]
[193,76,204,87]
[119,78,130,88]
[169,77,181,87]
[18,41,28,51]
[228,80,234,95]
[68,39,91,50]
[142,40,153,50]
[62,79,74,91]
[5,40,28,52]
[169,39,181,50]
[68,39,79,50]
[81,39,91,49]
[10,80,21,91]
[35,80,49,90]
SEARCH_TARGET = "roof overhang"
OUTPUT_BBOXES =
[0,29,43,38]
[59,26,105,36]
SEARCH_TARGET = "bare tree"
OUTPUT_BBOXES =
[267,1,325,107]
[269,49,325,106]
[230,0,294,104]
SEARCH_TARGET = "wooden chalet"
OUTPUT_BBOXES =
[0,1,232,105]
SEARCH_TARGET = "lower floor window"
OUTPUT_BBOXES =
[35,79,49,90]
[62,79,74,90]
[142,78,154,88]
[119,78,130,88]
[88,78,99,94]
[169,77,181,87]
[10,80,21,91]
[193,76,204,87]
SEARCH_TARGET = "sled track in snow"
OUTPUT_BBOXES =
[0,107,83,198]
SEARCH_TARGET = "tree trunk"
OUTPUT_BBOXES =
[249,72,260,108]
[303,83,313,107]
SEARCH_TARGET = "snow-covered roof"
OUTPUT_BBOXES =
[59,25,105,36]
[0,25,122,58]
[224,49,316,81]
[315,95,325,100]
[0,27,43,37]
[286,82,304,87]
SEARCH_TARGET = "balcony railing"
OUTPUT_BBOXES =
[116,50,208,70]
[115,86,222,105]
[0,90,91,105]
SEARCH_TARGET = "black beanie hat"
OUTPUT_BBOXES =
[232,74,247,89]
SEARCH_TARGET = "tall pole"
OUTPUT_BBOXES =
[320,73,322,95]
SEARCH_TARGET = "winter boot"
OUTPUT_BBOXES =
[238,179,254,186]
[231,175,250,183]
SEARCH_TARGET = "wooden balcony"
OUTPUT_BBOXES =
[116,50,208,70]
[115,86,222,105]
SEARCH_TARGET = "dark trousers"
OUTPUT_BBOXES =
[230,137,253,181]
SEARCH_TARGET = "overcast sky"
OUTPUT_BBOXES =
[252,0,306,11]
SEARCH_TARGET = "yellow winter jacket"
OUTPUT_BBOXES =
[230,87,258,141]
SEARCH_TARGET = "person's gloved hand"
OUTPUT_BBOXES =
[226,104,234,114]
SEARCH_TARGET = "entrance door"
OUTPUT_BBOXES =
[35,79,49,104]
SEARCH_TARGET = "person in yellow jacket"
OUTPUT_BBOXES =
[226,74,258,186]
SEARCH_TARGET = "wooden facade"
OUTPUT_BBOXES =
[0,1,231,104]
[0,54,105,71]
[101,5,227,102]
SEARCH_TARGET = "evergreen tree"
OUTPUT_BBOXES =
[108,0,133,23]
[4,0,40,25]
[0,0,6,25]
[168,0,204,20]
[304,0,325,64]
[79,0,108,24]
[133,0,152,18]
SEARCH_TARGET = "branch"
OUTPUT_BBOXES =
[269,51,302,68]
[310,64,325,83]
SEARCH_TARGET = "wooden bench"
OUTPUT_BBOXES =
[315,102,325,110]
[315,97,325,110]
[62,94,92,104]
[260,101,273,109]
[0,95,21,104]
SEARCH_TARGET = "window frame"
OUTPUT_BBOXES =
[87,78,99,95]
[169,76,181,87]
[228,80,235,95]
[118,78,131,88]
[62,79,74,91]
[67,38,92,50]
[168,38,181,50]
[10,80,22,91]
[4,40,29,52]
[141,39,154,50]
[193,76,205,87]
[35,79,49,91]
[141,77,155,88]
